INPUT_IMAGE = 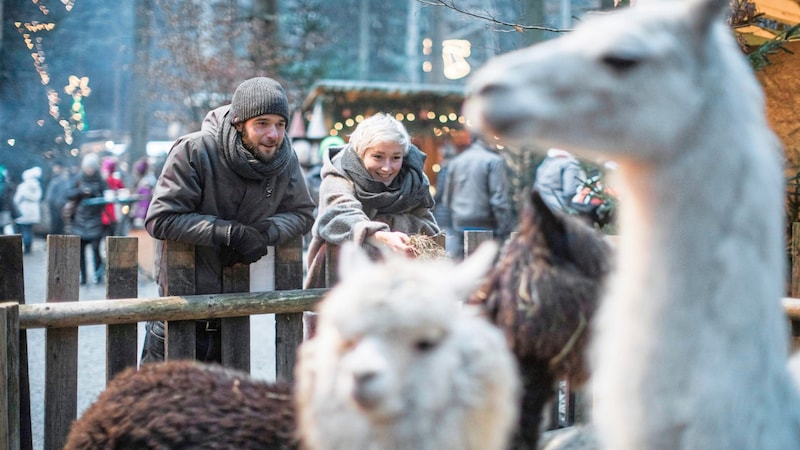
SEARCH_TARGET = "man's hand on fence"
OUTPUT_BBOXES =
[214,220,269,265]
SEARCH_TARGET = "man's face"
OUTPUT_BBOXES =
[236,113,287,162]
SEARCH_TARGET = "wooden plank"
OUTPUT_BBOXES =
[0,302,20,450]
[163,240,196,361]
[792,222,800,298]
[19,288,327,329]
[754,0,800,25]
[0,235,30,450]
[275,236,305,383]
[464,230,494,257]
[221,264,250,372]
[44,235,79,450]
[105,237,139,381]
[325,243,340,287]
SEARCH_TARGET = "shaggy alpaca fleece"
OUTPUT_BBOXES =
[64,360,297,449]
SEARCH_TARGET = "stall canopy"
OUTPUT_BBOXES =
[300,79,467,140]
[736,0,800,44]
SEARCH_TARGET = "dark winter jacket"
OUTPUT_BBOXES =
[66,171,108,240]
[145,105,315,295]
[443,142,514,239]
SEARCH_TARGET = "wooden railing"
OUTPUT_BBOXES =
[0,234,325,450]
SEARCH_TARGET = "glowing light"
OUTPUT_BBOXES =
[345,118,355,127]
[7,139,15,146]
[426,111,436,120]
[395,113,404,121]
[439,115,447,123]
[422,61,432,73]
[448,112,457,121]
[355,115,364,123]
[422,38,432,55]
[442,39,472,80]
[406,113,415,121]
[432,163,441,173]
[334,122,343,130]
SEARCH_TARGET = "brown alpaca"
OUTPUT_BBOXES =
[64,361,297,450]
[468,190,613,449]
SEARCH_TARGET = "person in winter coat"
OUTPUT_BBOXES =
[304,112,440,289]
[13,166,43,253]
[141,76,315,364]
[44,162,72,235]
[442,135,515,260]
[532,148,588,213]
[67,153,109,284]
[101,157,125,237]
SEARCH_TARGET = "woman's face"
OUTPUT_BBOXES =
[362,142,404,185]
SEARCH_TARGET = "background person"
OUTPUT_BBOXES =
[532,148,588,213]
[141,76,315,364]
[66,153,108,284]
[45,161,72,235]
[13,166,43,253]
[442,134,514,260]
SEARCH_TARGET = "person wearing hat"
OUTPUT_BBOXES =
[141,76,315,364]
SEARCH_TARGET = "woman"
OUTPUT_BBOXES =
[304,113,440,289]
[13,166,43,253]
[67,153,109,284]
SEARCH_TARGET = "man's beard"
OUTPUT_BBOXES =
[241,130,276,164]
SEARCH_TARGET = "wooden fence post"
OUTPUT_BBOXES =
[464,230,494,257]
[0,235,30,450]
[105,237,140,380]
[163,240,197,361]
[44,235,80,450]
[1,301,20,450]
[792,222,800,298]
[275,236,304,383]
[221,263,250,372]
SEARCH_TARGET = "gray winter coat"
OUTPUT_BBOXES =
[442,142,514,238]
[146,105,315,295]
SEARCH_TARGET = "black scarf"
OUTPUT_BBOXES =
[340,144,434,214]
[218,113,293,180]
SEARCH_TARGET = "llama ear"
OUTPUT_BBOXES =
[453,241,498,298]
[337,242,372,281]
[531,189,570,262]
[687,0,728,35]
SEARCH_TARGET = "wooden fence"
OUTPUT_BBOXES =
[0,234,326,450]
[3,229,800,449]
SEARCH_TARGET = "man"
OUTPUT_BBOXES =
[533,148,587,213]
[442,134,514,260]
[141,77,315,364]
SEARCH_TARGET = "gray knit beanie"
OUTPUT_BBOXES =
[230,77,290,124]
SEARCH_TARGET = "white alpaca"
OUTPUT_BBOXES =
[463,0,800,448]
[295,242,521,450]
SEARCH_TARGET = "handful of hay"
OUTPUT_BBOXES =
[409,234,450,260]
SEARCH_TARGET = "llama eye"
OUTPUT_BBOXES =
[601,54,639,72]
[414,338,439,352]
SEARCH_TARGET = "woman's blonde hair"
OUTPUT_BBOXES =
[348,113,410,158]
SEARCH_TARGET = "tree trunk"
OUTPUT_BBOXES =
[128,0,153,168]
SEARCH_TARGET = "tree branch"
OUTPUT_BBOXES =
[416,0,569,33]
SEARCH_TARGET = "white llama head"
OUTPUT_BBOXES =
[295,242,521,450]
[463,0,748,161]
